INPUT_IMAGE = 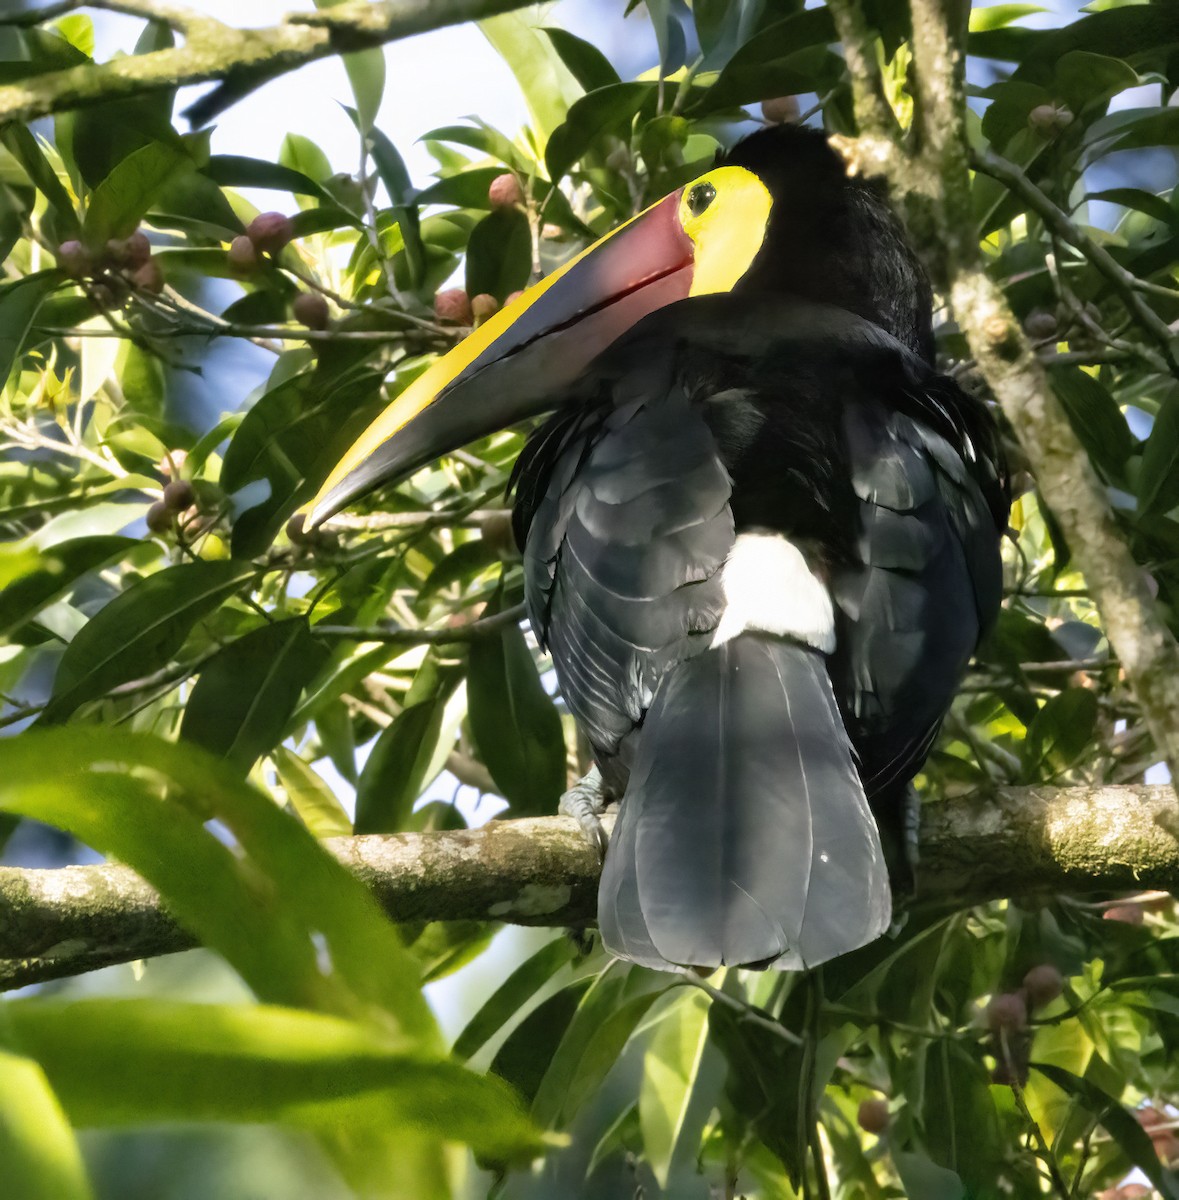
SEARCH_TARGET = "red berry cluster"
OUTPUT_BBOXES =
[145,452,213,539]
[57,227,164,303]
[987,964,1064,1087]
[227,213,330,332]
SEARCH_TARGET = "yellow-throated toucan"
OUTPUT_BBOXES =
[305,125,1010,972]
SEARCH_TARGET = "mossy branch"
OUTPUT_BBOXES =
[830,0,1179,792]
[3,786,1179,990]
[0,0,534,127]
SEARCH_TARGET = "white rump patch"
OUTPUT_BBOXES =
[710,533,835,653]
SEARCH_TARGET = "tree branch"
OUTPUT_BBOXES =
[858,0,1179,791]
[3,785,1179,990]
[0,0,534,127]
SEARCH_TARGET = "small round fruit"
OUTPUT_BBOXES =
[1028,103,1074,136]
[986,992,1028,1034]
[162,479,196,511]
[57,240,93,278]
[1022,964,1063,1009]
[434,288,473,325]
[131,258,164,293]
[488,173,524,209]
[107,230,152,268]
[470,293,499,323]
[857,1098,889,1134]
[286,513,309,545]
[312,528,339,554]
[228,235,259,274]
[1023,308,1058,340]
[247,211,295,254]
[1104,903,1145,925]
[762,95,801,124]
[292,291,330,331]
[146,500,172,534]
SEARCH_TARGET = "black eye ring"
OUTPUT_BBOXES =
[687,182,716,217]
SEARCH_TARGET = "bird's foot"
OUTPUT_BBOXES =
[559,766,609,858]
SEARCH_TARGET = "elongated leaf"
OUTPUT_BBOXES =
[532,963,672,1127]
[0,729,435,1036]
[415,166,505,210]
[273,746,352,838]
[4,1000,545,1162]
[354,696,452,833]
[481,12,583,144]
[204,154,335,202]
[893,1153,965,1200]
[0,1052,93,1200]
[181,618,328,772]
[464,208,532,302]
[1030,1063,1178,1197]
[82,140,194,244]
[422,123,532,174]
[1139,400,1179,515]
[1048,363,1134,481]
[1022,688,1098,777]
[453,936,578,1063]
[222,364,385,558]
[546,83,653,184]
[0,271,61,388]
[542,28,621,92]
[345,110,424,290]
[639,988,713,1187]
[0,536,138,637]
[0,125,79,240]
[40,560,255,724]
[920,1042,1003,1193]
[467,610,565,814]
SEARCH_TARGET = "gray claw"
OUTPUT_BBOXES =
[560,766,609,857]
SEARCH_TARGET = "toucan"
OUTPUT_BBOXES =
[304,125,1009,972]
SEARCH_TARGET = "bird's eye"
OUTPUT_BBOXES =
[687,182,716,217]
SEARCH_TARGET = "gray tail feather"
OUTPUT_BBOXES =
[598,635,891,971]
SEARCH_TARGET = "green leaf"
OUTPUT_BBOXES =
[181,618,328,773]
[1138,400,1179,515]
[0,729,435,1037]
[542,28,621,92]
[82,141,194,245]
[345,110,424,290]
[422,123,532,174]
[692,9,840,115]
[1053,50,1138,111]
[467,607,565,814]
[3,1000,545,1163]
[222,364,385,559]
[1022,688,1099,776]
[0,1052,94,1200]
[1030,1062,1179,1198]
[0,535,139,637]
[920,1042,1003,1193]
[1,123,79,241]
[203,154,335,203]
[354,697,452,833]
[545,83,653,184]
[480,11,583,144]
[531,963,672,1127]
[892,1153,965,1200]
[279,134,333,186]
[273,746,352,838]
[453,936,578,1063]
[0,271,62,388]
[41,560,255,724]
[639,988,713,1187]
[1048,364,1134,482]
[464,208,532,302]
[415,166,506,210]
[969,5,1047,33]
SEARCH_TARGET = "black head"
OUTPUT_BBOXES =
[720,125,935,363]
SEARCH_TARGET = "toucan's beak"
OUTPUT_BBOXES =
[304,192,695,528]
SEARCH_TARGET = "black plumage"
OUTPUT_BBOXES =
[512,126,1009,970]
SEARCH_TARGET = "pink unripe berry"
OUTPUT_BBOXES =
[857,1098,889,1134]
[488,173,524,209]
[986,992,1028,1034]
[434,288,473,325]
[247,211,295,254]
[228,235,259,274]
[762,96,801,124]
[146,501,172,534]
[130,258,164,293]
[1022,964,1063,1009]
[292,291,330,331]
[470,293,499,323]
[57,239,93,278]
